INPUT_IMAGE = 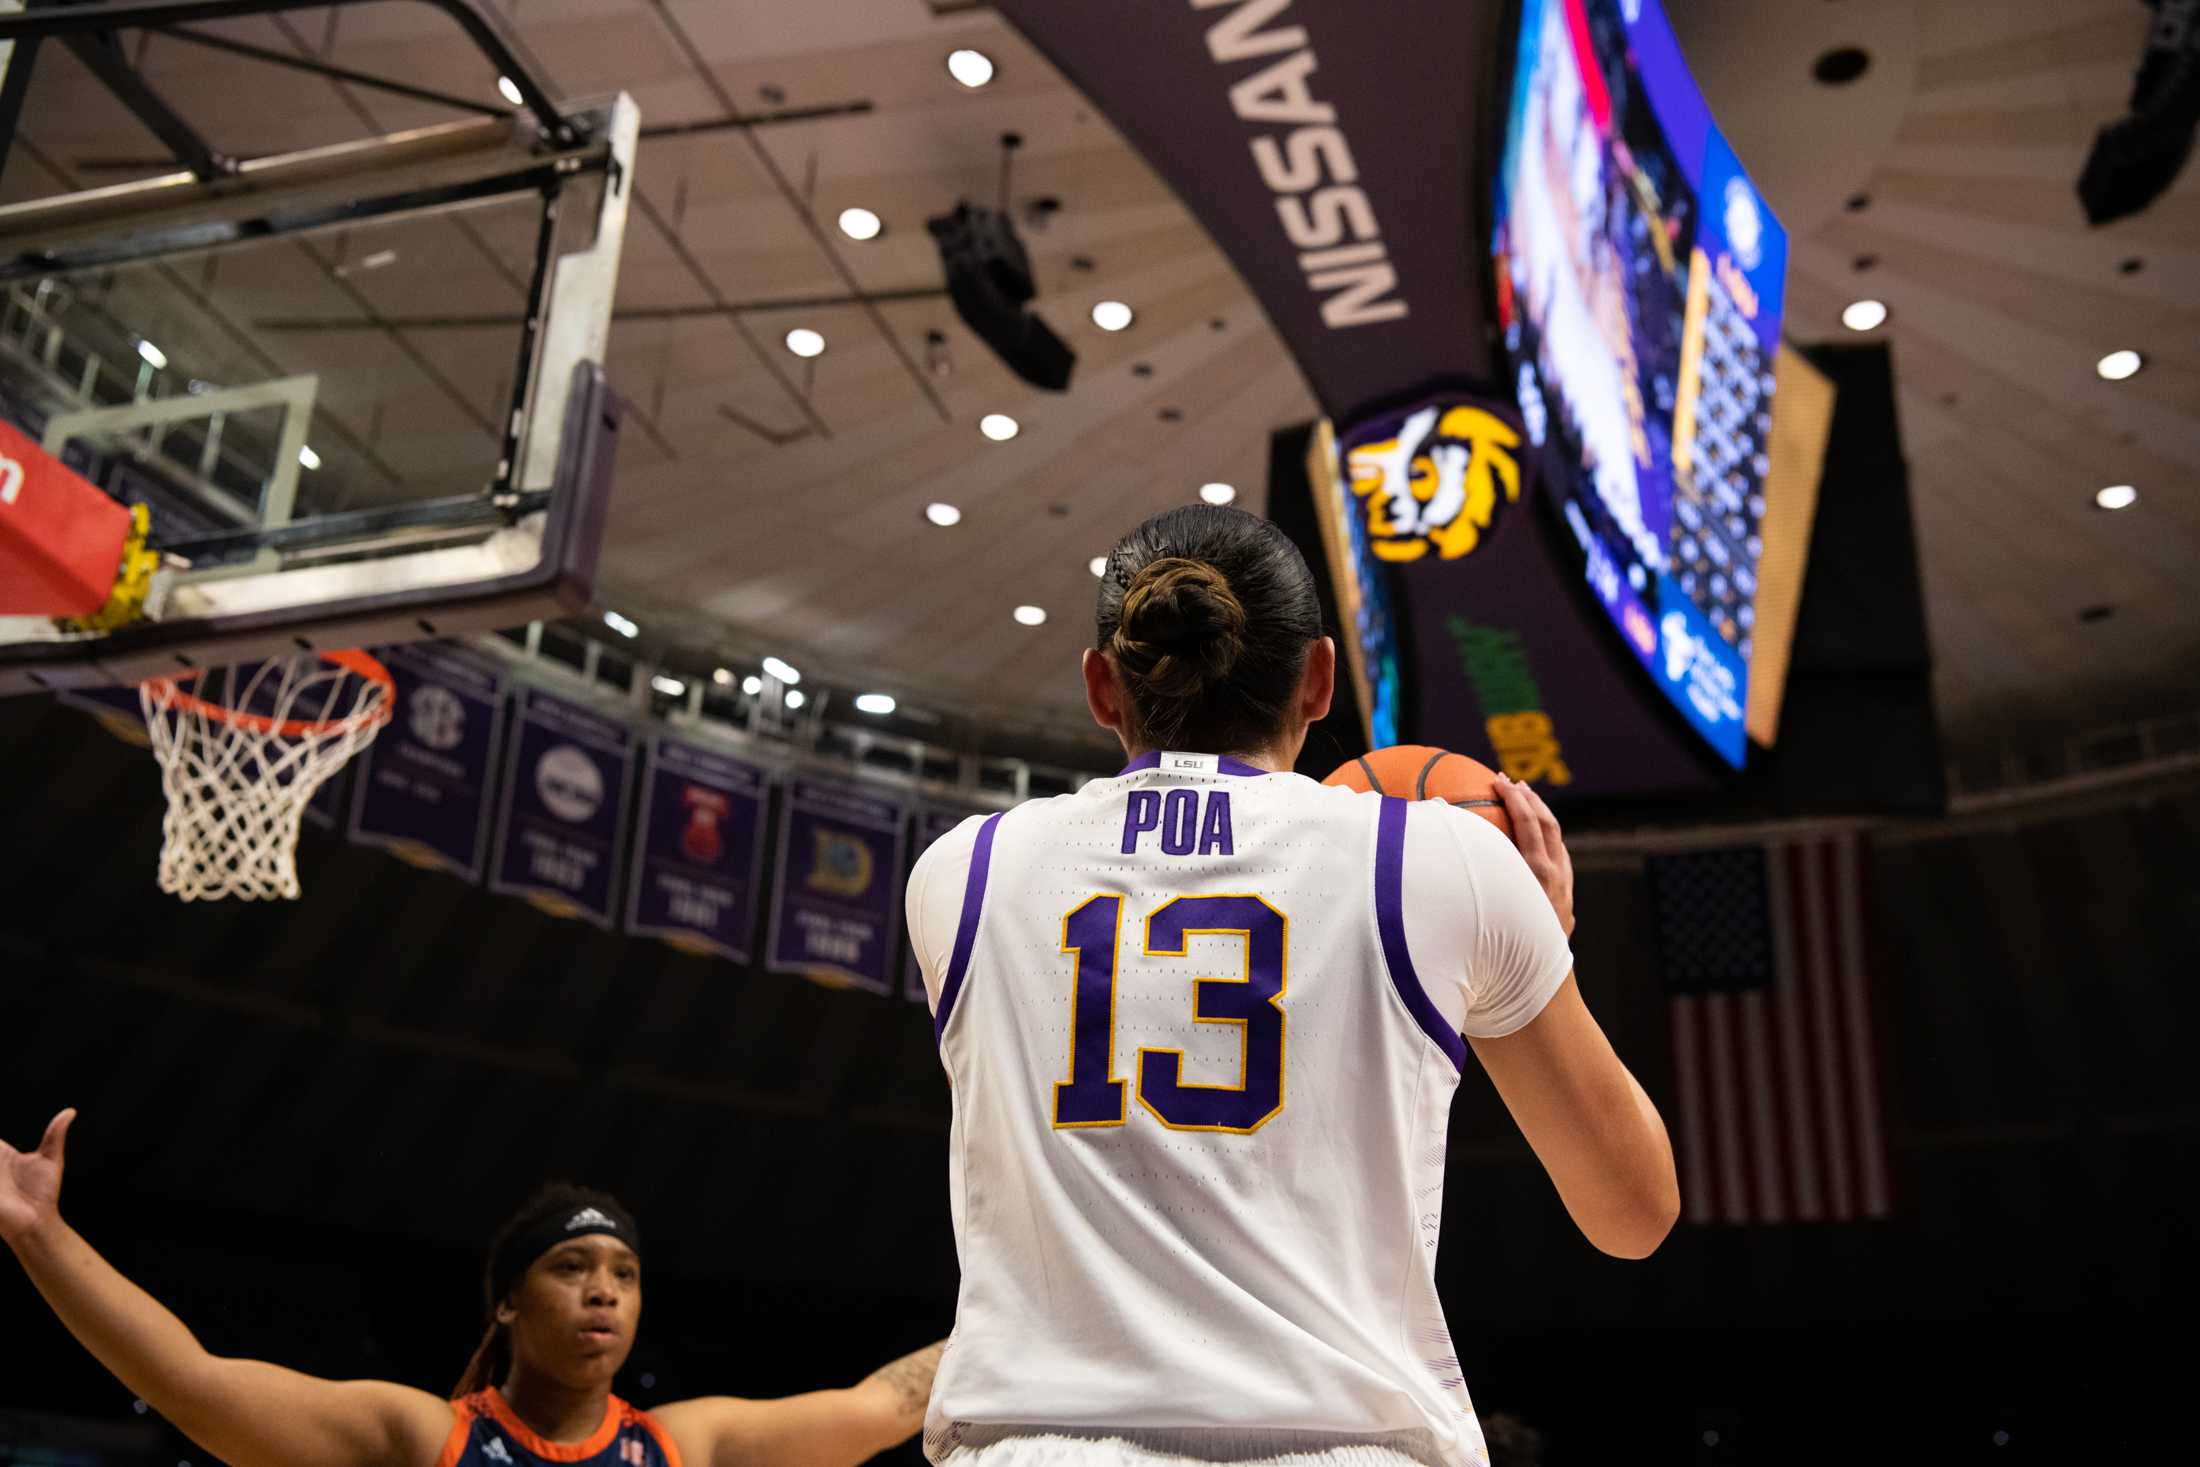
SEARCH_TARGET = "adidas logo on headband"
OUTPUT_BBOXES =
[566,1207,621,1232]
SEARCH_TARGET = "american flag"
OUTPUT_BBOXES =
[1646,833,1891,1225]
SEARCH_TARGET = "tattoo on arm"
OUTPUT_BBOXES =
[865,1340,946,1419]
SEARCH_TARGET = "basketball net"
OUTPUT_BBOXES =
[138,650,395,901]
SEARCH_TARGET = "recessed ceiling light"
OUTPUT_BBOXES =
[761,655,801,685]
[712,667,734,686]
[1091,300,1134,332]
[1200,482,1237,505]
[1841,299,1888,331]
[603,610,639,638]
[651,674,687,697]
[854,692,897,715]
[136,338,167,369]
[741,675,762,696]
[1013,604,1047,626]
[947,48,995,88]
[784,688,806,710]
[838,206,882,241]
[2096,350,2143,381]
[1089,556,1108,578]
[297,444,321,471]
[925,502,963,527]
[497,75,524,107]
[785,327,825,358]
[980,413,1020,441]
[2095,484,2138,510]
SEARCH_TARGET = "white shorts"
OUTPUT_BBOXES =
[926,1424,1466,1467]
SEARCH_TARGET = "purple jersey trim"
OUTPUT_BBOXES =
[933,811,1003,1043]
[1117,751,1273,777]
[1374,798,1467,1071]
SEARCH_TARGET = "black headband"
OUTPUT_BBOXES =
[487,1198,642,1315]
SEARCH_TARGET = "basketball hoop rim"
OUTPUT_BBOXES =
[140,649,396,738]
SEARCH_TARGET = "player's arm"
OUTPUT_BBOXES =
[1468,779,1680,1259]
[655,1338,946,1467]
[2,1110,451,1467]
[1470,977,1678,1258]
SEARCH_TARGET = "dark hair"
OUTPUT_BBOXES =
[1095,505,1322,753]
[453,1182,636,1398]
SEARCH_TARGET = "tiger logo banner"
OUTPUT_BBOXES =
[1340,400,1525,562]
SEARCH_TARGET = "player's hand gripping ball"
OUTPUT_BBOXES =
[1322,745,1512,839]
[1325,747,1575,935]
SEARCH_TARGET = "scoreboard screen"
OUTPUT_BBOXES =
[1493,0,1793,766]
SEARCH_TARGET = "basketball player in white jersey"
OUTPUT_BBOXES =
[907,505,1678,1467]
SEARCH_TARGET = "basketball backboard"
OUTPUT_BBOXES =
[0,0,635,694]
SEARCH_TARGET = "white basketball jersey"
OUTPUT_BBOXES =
[908,753,1573,1467]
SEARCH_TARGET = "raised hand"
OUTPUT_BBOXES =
[0,1109,74,1245]
[1495,775,1574,937]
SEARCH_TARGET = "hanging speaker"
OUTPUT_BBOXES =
[928,201,1076,392]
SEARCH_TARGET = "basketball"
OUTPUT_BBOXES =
[1324,745,1513,839]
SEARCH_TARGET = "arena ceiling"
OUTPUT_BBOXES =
[3,0,2192,767]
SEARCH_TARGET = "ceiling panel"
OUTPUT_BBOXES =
[7,0,2192,761]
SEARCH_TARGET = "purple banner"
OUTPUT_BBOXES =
[489,687,636,927]
[765,777,907,995]
[347,644,507,878]
[626,736,770,962]
[304,763,347,830]
[903,807,985,1004]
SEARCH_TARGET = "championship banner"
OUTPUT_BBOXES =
[903,806,985,1004]
[765,777,907,995]
[303,764,347,830]
[347,643,507,879]
[625,735,770,962]
[489,687,636,927]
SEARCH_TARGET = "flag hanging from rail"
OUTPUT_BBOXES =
[1646,833,1891,1224]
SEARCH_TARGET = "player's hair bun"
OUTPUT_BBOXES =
[1092,504,1322,753]
[1110,557,1248,706]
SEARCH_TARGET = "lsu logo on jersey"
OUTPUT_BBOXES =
[806,828,874,897]
[1341,400,1522,563]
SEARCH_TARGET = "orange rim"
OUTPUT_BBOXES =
[141,649,396,738]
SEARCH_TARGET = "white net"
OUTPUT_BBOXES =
[138,652,394,901]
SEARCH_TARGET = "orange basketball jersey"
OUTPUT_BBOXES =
[436,1390,682,1467]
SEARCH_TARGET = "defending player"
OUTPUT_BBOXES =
[0,1122,944,1467]
[907,505,1678,1467]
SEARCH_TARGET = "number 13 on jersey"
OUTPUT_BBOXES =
[1053,894,1287,1134]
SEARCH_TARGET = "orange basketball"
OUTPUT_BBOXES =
[1323,745,1513,838]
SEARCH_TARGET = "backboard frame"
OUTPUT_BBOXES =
[2,359,621,693]
[0,0,636,695]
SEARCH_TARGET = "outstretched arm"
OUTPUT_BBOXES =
[2,1110,451,1467]
[655,1338,947,1467]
